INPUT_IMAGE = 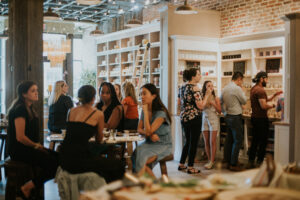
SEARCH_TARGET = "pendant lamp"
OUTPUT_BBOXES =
[44,7,60,20]
[76,0,102,5]
[174,0,198,15]
[90,26,104,36]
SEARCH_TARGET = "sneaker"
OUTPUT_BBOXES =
[204,161,214,170]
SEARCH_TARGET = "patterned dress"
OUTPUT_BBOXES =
[180,84,203,122]
[133,110,172,172]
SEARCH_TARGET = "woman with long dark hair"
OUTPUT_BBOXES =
[96,82,123,131]
[178,68,210,174]
[59,85,125,183]
[132,83,172,177]
[201,80,221,169]
[7,81,58,199]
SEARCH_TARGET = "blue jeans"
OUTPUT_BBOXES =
[224,115,243,166]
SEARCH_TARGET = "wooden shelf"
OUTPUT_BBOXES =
[221,58,251,62]
[109,74,120,77]
[122,61,133,64]
[268,73,282,77]
[109,63,121,66]
[255,56,282,59]
[152,58,160,61]
[202,76,217,78]
[178,58,217,62]
[152,72,160,75]
[97,64,107,67]
[98,76,107,78]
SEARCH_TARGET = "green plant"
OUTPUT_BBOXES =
[79,68,96,87]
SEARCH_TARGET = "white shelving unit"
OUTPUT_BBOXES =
[95,23,161,101]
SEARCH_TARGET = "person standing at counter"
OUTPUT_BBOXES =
[48,80,73,134]
[178,68,210,174]
[247,71,282,168]
[221,72,247,171]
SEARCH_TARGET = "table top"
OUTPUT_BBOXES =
[47,134,144,144]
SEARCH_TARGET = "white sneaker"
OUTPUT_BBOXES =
[204,161,214,170]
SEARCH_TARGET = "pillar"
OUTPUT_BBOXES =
[7,0,44,142]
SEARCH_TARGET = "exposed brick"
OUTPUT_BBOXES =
[143,0,300,37]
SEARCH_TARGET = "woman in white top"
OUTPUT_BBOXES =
[201,81,221,169]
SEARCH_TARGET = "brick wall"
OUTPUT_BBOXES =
[143,0,300,37]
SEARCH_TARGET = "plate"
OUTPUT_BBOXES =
[207,174,252,190]
[214,188,300,200]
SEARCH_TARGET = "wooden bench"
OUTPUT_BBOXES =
[158,154,173,176]
[4,160,43,200]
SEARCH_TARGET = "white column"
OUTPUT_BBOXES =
[282,13,300,162]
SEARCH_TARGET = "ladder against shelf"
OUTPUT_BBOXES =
[95,22,161,98]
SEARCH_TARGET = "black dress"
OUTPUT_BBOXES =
[59,110,125,183]
[7,104,58,187]
[48,95,73,133]
[96,103,124,132]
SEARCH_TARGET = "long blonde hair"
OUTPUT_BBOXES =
[48,80,66,106]
[122,82,137,104]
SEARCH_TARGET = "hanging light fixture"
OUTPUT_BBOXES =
[125,18,142,28]
[44,7,60,20]
[76,0,102,5]
[174,0,198,14]
[90,26,104,36]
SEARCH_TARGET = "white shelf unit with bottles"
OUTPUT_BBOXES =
[95,22,161,100]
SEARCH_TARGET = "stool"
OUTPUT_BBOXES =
[4,160,43,200]
[159,154,173,176]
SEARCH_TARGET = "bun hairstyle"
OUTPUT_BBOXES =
[252,71,268,83]
[78,85,96,104]
[183,68,200,82]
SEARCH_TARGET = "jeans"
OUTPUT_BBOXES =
[249,117,269,163]
[179,116,202,167]
[224,114,243,166]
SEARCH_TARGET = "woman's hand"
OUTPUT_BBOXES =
[142,104,148,112]
[150,134,160,142]
[206,88,212,96]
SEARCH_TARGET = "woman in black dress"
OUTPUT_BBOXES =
[96,82,123,131]
[48,80,73,133]
[7,81,58,199]
[59,85,125,183]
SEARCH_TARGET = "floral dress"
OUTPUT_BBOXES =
[179,84,203,123]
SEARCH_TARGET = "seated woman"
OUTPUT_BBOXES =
[7,81,58,199]
[132,83,172,177]
[59,85,125,183]
[121,82,139,130]
[96,82,123,131]
[48,80,73,134]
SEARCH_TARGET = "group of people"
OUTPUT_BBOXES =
[7,80,172,199]
[6,67,282,198]
[177,68,282,173]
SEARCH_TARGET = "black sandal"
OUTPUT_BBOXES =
[187,168,201,174]
[178,165,187,171]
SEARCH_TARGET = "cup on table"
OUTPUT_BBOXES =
[124,130,130,138]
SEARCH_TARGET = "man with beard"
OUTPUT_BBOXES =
[247,71,282,168]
